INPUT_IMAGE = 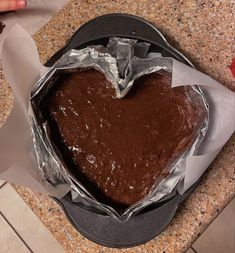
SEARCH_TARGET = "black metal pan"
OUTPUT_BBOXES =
[47,13,197,248]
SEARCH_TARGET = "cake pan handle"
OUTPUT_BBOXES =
[52,182,197,248]
[45,14,173,67]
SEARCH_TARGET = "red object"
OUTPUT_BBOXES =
[230,57,235,78]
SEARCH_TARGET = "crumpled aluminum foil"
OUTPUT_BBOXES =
[30,37,209,221]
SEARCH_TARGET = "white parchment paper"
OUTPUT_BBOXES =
[0,0,68,58]
[0,25,234,198]
[172,61,235,192]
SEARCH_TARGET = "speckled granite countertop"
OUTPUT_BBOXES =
[0,0,235,252]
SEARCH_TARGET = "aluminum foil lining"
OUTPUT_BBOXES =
[30,37,209,221]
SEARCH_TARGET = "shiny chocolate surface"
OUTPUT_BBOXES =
[45,70,200,207]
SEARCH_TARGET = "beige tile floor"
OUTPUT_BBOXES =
[0,181,234,253]
[0,181,66,253]
[192,198,235,253]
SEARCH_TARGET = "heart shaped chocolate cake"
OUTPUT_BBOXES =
[43,69,203,208]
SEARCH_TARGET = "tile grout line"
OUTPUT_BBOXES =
[0,182,7,190]
[191,246,199,253]
[0,212,34,253]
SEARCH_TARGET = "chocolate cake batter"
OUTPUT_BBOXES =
[44,69,203,208]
